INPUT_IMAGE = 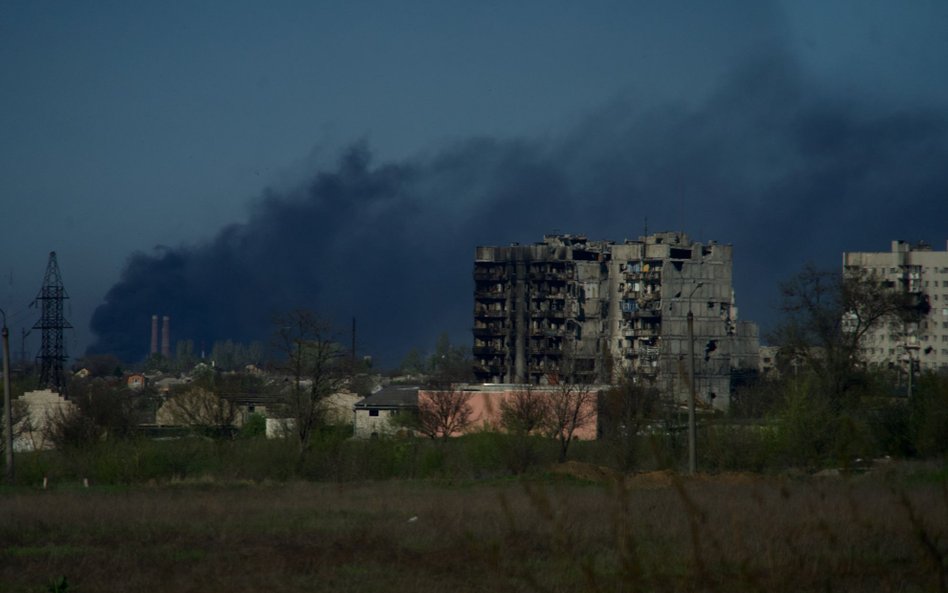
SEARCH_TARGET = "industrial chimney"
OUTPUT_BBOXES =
[150,315,159,355]
[161,315,170,358]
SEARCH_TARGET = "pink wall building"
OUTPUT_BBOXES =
[417,384,601,440]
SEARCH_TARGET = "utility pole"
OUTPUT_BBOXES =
[2,308,13,482]
[685,281,703,476]
[20,328,30,366]
[905,343,919,399]
[687,309,696,475]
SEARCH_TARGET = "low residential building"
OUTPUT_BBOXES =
[126,373,146,390]
[353,385,419,438]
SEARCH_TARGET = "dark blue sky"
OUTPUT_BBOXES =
[2,1,947,366]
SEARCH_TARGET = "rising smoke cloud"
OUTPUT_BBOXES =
[88,53,948,366]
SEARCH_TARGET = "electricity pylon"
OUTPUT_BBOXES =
[33,251,71,393]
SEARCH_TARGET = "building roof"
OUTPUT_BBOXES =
[354,385,418,409]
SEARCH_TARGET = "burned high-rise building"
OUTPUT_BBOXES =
[472,232,759,410]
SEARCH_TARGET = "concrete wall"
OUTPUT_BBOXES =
[418,385,600,440]
[353,408,405,439]
[14,389,77,452]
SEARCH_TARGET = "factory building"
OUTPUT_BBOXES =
[473,232,759,410]
[843,240,948,372]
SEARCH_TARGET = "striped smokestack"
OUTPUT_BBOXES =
[161,315,170,358]
[150,315,159,355]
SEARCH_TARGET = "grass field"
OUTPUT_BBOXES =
[2,462,947,592]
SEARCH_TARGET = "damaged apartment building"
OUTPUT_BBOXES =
[473,232,759,410]
[843,240,948,372]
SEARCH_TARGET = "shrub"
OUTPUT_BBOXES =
[239,413,267,439]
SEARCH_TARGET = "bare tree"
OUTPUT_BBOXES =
[598,378,661,470]
[160,387,239,437]
[498,384,551,473]
[546,380,597,463]
[417,386,474,441]
[45,379,142,448]
[773,264,928,404]
[544,343,599,462]
[272,310,348,454]
[500,384,550,435]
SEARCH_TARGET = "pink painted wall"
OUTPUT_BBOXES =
[417,387,599,440]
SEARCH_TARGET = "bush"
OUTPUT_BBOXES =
[700,422,779,472]
[239,413,267,439]
[910,372,948,456]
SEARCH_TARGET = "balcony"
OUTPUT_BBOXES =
[622,304,661,319]
[474,307,507,318]
[532,292,567,301]
[531,309,567,319]
[474,362,506,375]
[474,289,507,300]
[474,267,506,282]
[529,270,572,282]
[473,326,508,338]
[529,346,564,356]
[473,346,501,357]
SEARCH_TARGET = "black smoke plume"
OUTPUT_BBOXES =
[88,54,948,366]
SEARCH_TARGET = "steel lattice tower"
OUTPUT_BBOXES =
[33,251,71,393]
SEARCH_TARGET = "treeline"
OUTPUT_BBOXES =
[11,363,948,487]
[145,339,267,373]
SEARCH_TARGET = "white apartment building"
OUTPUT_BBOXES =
[843,240,948,371]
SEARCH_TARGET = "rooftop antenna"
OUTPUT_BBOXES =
[644,217,648,239]
[32,252,71,393]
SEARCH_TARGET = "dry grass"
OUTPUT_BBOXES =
[1,464,946,592]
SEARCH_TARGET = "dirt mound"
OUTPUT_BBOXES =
[625,470,677,489]
[551,464,766,489]
[550,461,623,484]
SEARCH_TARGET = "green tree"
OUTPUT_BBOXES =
[428,333,473,383]
[239,412,267,439]
[910,372,948,456]
[174,339,196,373]
[398,347,427,375]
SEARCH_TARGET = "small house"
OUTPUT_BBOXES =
[353,385,418,438]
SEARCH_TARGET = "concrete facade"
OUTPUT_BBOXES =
[14,389,78,452]
[844,240,948,371]
[419,384,601,440]
[473,232,759,410]
[353,385,419,438]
